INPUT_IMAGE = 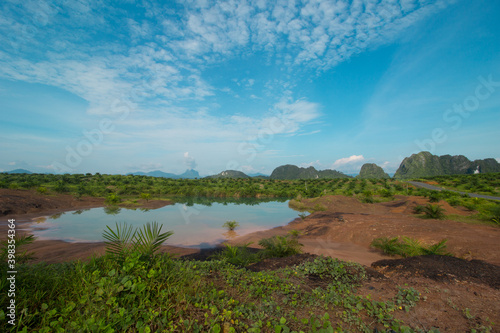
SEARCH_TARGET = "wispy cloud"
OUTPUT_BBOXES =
[0,0,454,117]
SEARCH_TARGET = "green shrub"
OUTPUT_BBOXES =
[371,237,451,257]
[105,193,121,205]
[258,234,303,258]
[379,188,393,198]
[140,192,151,201]
[361,195,375,203]
[36,186,48,194]
[427,192,440,203]
[222,220,240,231]
[412,205,425,214]
[297,255,366,284]
[422,204,446,219]
[215,243,258,267]
[446,197,460,207]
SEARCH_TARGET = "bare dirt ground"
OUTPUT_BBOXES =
[231,195,500,266]
[1,190,500,331]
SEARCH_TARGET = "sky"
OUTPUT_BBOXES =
[1,0,499,176]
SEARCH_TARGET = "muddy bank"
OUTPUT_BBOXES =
[230,195,500,266]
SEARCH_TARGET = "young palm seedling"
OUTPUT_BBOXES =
[222,220,240,231]
[102,221,173,261]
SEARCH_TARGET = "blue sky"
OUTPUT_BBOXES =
[1,0,499,176]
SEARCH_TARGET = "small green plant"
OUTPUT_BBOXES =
[298,213,307,220]
[446,197,460,206]
[360,195,375,203]
[486,204,500,224]
[422,239,451,255]
[105,193,121,205]
[428,192,440,203]
[413,204,425,214]
[287,229,302,238]
[379,188,393,198]
[394,287,420,312]
[222,220,240,231]
[140,192,151,202]
[0,234,37,264]
[36,186,47,194]
[422,204,446,219]
[371,236,451,257]
[102,221,173,261]
[215,243,258,267]
[258,234,303,258]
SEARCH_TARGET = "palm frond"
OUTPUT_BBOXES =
[102,222,135,257]
[133,222,173,257]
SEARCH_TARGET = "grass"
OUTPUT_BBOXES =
[371,237,452,257]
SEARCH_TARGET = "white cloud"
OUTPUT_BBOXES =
[332,155,365,168]
[183,152,197,169]
[0,0,455,121]
[269,99,321,134]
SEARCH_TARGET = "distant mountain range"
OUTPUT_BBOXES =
[127,169,200,179]
[4,151,500,179]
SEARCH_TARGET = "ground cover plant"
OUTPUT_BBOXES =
[0,225,442,332]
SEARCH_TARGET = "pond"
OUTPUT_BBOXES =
[27,200,300,248]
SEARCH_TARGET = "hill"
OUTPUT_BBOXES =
[6,169,33,174]
[206,170,250,179]
[394,151,500,179]
[269,165,351,180]
[357,163,390,179]
[128,169,200,179]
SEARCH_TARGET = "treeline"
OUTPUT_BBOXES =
[0,173,411,200]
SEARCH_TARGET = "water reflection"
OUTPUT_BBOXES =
[104,206,121,215]
[222,230,238,240]
[50,212,64,220]
[34,217,47,224]
[72,209,90,215]
[173,197,288,206]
